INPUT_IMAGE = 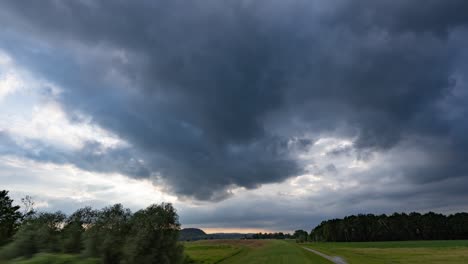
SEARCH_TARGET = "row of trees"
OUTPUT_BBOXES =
[250,232,292,239]
[0,190,185,263]
[310,212,468,242]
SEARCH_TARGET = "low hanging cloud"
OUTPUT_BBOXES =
[0,0,467,202]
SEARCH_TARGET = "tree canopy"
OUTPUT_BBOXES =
[0,190,185,264]
[0,190,22,246]
[311,212,468,242]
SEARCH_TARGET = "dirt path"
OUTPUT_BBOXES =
[302,247,348,264]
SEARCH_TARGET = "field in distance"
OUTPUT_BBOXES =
[303,240,468,264]
[184,239,332,264]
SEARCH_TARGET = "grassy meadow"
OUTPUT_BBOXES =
[303,240,468,264]
[185,240,332,264]
[3,240,468,263]
[184,240,247,263]
[0,254,99,264]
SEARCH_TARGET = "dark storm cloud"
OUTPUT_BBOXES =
[337,0,468,35]
[1,0,468,200]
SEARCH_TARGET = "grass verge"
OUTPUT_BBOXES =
[303,240,468,264]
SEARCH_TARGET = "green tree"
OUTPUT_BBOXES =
[0,212,65,259]
[310,212,468,242]
[123,203,183,264]
[62,207,96,253]
[293,230,308,243]
[84,204,132,264]
[0,190,22,246]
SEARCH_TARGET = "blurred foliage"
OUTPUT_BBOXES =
[0,190,185,264]
[123,203,183,264]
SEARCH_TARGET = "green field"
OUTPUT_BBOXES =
[303,240,468,264]
[0,253,99,264]
[185,240,332,264]
[184,240,246,263]
[4,240,468,263]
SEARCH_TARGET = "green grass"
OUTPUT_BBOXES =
[9,240,467,264]
[4,253,100,264]
[221,240,331,264]
[184,240,245,263]
[185,239,332,264]
[303,240,468,264]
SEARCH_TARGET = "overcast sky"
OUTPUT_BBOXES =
[1,0,468,233]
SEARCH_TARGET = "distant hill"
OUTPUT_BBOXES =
[179,228,207,241]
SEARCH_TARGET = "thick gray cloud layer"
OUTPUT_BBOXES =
[1,0,468,202]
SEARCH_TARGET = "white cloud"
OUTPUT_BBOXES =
[4,102,126,150]
[0,49,126,151]
[0,51,22,100]
[0,155,177,212]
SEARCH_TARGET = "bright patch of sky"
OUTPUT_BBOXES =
[0,49,126,151]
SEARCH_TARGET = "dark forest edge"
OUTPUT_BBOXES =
[310,212,468,242]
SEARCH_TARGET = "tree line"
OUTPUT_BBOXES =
[310,212,468,242]
[0,190,186,263]
[250,232,292,240]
